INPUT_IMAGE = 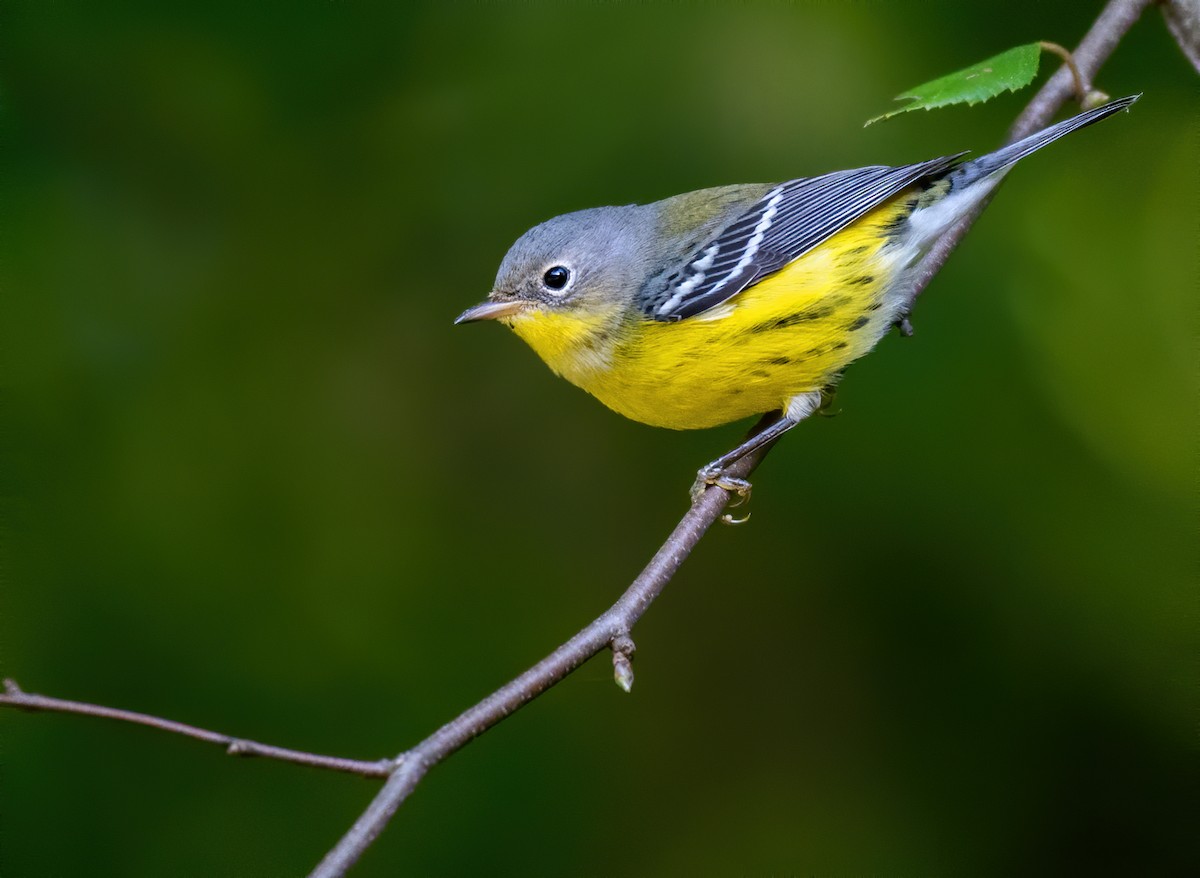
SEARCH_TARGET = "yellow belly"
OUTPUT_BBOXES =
[514,193,915,430]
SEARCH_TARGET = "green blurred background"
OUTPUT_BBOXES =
[2,1,1194,875]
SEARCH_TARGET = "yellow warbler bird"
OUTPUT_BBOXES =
[457,96,1137,499]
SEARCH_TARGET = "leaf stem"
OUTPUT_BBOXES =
[1038,40,1093,106]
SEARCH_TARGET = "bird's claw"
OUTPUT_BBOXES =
[690,464,754,519]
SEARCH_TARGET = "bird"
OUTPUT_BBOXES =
[456,95,1138,503]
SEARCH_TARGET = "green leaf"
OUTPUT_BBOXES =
[866,43,1042,126]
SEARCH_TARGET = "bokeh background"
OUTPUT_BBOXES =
[2,2,1195,875]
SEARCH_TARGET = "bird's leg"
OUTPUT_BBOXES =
[690,391,822,508]
[690,416,794,506]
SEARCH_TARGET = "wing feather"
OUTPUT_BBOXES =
[648,153,966,321]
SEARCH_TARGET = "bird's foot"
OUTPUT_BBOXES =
[690,464,753,524]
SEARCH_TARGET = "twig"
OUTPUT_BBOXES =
[0,678,394,778]
[1161,0,1200,74]
[308,3,1154,876]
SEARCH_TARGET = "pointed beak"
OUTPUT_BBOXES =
[454,298,530,325]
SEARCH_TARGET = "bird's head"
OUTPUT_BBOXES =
[455,204,656,378]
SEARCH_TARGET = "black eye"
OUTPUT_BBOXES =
[543,266,571,291]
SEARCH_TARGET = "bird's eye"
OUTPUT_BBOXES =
[542,266,571,291]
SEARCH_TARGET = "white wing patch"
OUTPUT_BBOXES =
[654,185,785,319]
[701,186,784,304]
[658,242,721,315]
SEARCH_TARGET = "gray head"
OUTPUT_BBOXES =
[455,204,657,328]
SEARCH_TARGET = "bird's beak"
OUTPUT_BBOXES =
[454,298,530,325]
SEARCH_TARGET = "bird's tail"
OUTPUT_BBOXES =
[949,94,1140,189]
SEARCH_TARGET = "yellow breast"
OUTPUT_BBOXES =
[511,192,916,430]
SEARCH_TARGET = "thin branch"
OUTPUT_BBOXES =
[308,3,1153,876]
[0,678,394,778]
[1161,0,1200,74]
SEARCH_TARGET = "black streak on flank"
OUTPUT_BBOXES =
[749,307,833,333]
[882,206,914,235]
[766,356,792,365]
[751,369,771,379]
[849,275,875,286]
[847,316,870,331]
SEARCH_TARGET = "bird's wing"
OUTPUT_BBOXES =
[646,154,966,322]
